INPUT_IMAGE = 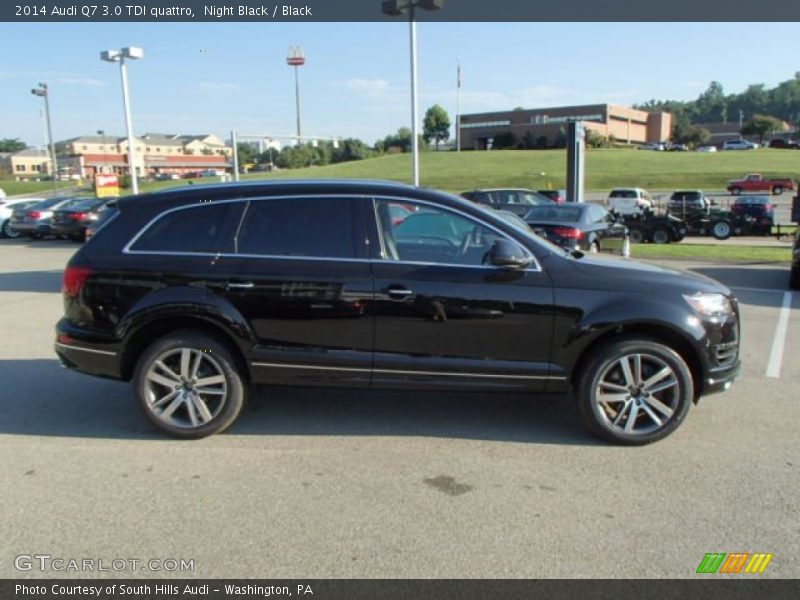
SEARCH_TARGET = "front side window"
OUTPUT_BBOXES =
[375,199,505,267]
[236,197,357,258]
[129,202,238,253]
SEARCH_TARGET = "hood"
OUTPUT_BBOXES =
[548,254,731,296]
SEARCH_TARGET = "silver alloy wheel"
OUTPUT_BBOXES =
[2,220,21,238]
[713,221,731,238]
[651,229,670,244]
[594,353,679,436]
[143,348,227,429]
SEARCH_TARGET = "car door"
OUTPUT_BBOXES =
[209,196,374,388]
[368,197,554,391]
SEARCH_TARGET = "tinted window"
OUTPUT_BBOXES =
[61,198,101,211]
[31,197,70,210]
[525,206,582,222]
[610,190,636,198]
[377,200,504,266]
[588,205,609,223]
[237,198,356,258]
[131,202,237,253]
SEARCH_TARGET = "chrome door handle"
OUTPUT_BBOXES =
[227,282,254,290]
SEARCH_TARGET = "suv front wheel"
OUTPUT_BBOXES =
[133,330,247,438]
[576,337,694,445]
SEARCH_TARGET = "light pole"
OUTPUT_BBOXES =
[101,46,143,194]
[382,0,444,187]
[97,129,108,175]
[287,46,305,140]
[31,83,58,196]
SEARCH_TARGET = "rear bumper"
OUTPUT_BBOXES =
[11,222,51,235]
[55,318,123,380]
[51,223,84,237]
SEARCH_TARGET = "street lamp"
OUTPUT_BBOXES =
[97,129,108,174]
[382,0,445,187]
[101,46,143,194]
[31,83,58,196]
[287,46,305,140]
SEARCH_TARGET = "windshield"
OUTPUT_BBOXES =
[524,205,583,222]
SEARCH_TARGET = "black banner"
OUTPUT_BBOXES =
[4,0,800,22]
[3,580,800,600]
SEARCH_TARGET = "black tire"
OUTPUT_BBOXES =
[772,186,783,195]
[132,330,247,439]
[30,232,43,240]
[576,336,694,445]
[730,187,741,195]
[790,267,800,291]
[651,227,671,244]
[712,220,732,240]
[1,219,21,239]
[628,228,645,244]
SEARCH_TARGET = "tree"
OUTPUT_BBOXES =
[0,138,26,152]
[741,114,784,144]
[236,142,256,166]
[491,131,516,149]
[585,129,607,148]
[382,127,413,153]
[681,126,711,148]
[422,104,451,150]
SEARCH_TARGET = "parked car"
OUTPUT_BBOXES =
[638,143,665,151]
[768,138,798,149]
[668,190,712,216]
[9,196,78,239]
[726,173,794,196]
[537,189,566,204]
[524,203,627,253]
[84,200,118,241]
[606,188,654,215]
[460,188,554,217]
[154,173,181,181]
[1,198,44,238]
[667,143,689,152]
[696,145,717,153]
[51,198,105,242]
[55,180,740,445]
[730,195,774,227]
[722,140,758,151]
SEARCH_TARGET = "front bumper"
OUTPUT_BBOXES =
[702,360,740,396]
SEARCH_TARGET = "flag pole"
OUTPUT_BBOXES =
[456,60,461,153]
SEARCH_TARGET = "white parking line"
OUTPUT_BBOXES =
[766,291,793,379]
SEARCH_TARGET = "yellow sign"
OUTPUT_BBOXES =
[95,174,120,198]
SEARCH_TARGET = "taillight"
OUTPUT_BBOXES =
[765,204,773,211]
[69,212,88,221]
[62,266,91,298]
[27,211,41,219]
[552,227,583,239]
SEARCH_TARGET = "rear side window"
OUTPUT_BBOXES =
[237,197,357,258]
[129,202,238,253]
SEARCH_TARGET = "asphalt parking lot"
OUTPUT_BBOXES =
[0,239,797,579]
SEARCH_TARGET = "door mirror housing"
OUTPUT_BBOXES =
[488,239,532,268]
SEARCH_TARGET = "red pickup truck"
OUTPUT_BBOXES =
[727,173,795,195]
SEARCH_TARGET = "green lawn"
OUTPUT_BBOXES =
[133,148,800,196]
[630,243,792,263]
[1,180,76,196]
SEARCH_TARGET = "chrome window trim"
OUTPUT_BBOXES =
[121,193,542,272]
[251,361,565,380]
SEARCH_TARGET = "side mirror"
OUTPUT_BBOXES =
[488,239,531,268]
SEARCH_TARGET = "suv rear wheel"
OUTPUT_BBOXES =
[133,330,247,438]
[576,337,694,445]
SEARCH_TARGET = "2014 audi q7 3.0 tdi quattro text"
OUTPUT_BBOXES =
[55,181,741,444]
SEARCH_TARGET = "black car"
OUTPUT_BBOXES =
[524,203,627,253]
[51,198,105,242]
[55,180,740,445]
[461,188,554,217]
[84,200,118,241]
[668,190,711,217]
[730,195,774,227]
[537,189,566,204]
[768,138,798,149]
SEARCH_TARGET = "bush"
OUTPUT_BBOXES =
[118,175,132,189]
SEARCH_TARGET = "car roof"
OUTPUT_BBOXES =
[118,179,471,213]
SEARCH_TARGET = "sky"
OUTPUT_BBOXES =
[2,22,800,148]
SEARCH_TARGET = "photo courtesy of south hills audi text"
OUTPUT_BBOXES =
[15,584,315,597]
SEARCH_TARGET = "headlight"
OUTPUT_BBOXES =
[683,292,733,316]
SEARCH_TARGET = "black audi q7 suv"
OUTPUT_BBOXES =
[55,180,740,444]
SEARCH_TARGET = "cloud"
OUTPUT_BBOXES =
[198,81,245,93]
[339,78,391,99]
[55,77,106,87]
